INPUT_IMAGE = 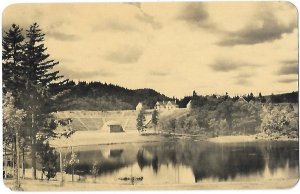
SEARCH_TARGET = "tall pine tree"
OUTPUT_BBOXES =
[2,24,25,96]
[22,23,69,179]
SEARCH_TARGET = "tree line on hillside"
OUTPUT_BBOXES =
[57,85,298,111]
[159,93,298,138]
[55,81,171,111]
[176,90,298,108]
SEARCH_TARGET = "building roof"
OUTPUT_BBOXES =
[156,101,167,105]
[167,101,177,106]
[104,120,122,126]
[136,102,143,106]
[238,97,247,103]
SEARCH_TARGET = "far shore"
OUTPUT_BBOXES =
[207,133,298,144]
[49,130,298,148]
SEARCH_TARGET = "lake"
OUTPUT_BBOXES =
[59,140,299,185]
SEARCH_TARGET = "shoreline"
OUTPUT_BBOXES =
[207,133,299,144]
[3,178,299,191]
[49,130,299,148]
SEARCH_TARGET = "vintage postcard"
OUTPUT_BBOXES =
[2,1,299,191]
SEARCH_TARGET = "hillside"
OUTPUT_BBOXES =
[55,80,297,111]
[265,91,298,103]
[56,81,171,111]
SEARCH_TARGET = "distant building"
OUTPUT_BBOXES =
[154,100,178,111]
[186,100,192,109]
[136,102,143,111]
[166,101,179,110]
[237,97,248,103]
[102,121,124,133]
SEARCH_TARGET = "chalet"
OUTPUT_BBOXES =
[237,97,248,103]
[166,101,179,110]
[154,100,178,111]
[102,121,124,133]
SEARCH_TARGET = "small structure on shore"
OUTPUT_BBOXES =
[102,121,124,133]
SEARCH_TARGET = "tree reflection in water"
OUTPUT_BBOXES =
[58,141,298,183]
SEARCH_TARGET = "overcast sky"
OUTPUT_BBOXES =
[3,2,298,98]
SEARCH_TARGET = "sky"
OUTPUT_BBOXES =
[2,2,298,98]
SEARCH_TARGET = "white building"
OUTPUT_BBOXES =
[136,102,143,111]
[154,100,178,111]
[186,100,192,109]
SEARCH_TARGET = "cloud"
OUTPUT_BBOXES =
[126,2,162,30]
[210,59,259,72]
[277,65,298,75]
[149,71,169,77]
[235,78,251,86]
[105,46,143,64]
[46,31,78,41]
[178,2,209,24]
[219,11,297,46]
[58,66,114,79]
[135,12,162,30]
[281,59,298,65]
[233,72,254,86]
[124,2,141,9]
[93,20,137,32]
[177,2,216,30]
[278,78,298,83]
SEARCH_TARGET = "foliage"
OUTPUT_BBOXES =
[160,95,264,135]
[151,110,159,127]
[2,24,25,95]
[268,91,298,103]
[3,92,26,145]
[261,104,298,137]
[56,81,170,111]
[136,109,146,132]
[2,23,72,179]
[37,141,58,180]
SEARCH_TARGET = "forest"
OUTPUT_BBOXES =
[55,81,298,111]
[159,93,298,138]
[55,81,170,111]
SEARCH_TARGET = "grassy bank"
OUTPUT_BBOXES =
[3,178,298,191]
[208,133,299,144]
[49,130,165,148]
[49,130,298,148]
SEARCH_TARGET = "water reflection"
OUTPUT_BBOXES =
[60,141,298,184]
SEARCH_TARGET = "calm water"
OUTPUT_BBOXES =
[60,140,299,185]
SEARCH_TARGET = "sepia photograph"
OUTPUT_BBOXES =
[1,1,299,191]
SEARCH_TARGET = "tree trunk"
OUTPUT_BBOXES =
[22,147,25,179]
[31,113,37,180]
[12,142,15,177]
[4,145,7,179]
[72,166,74,182]
[71,147,75,182]
[31,137,37,180]
[14,132,20,189]
[59,151,63,186]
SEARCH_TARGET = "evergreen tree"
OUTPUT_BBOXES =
[21,23,69,179]
[136,109,146,133]
[192,90,197,97]
[151,109,159,133]
[2,24,25,96]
